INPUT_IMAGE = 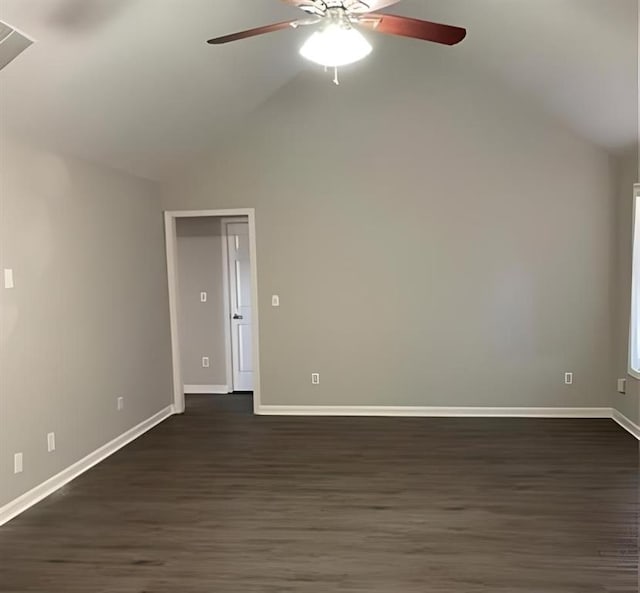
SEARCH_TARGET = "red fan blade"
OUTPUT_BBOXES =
[359,13,466,45]
[207,21,296,44]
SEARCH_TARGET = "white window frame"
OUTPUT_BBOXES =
[629,184,640,379]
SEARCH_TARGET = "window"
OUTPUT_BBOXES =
[630,185,640,379]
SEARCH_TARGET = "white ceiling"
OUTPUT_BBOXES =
[0,0,637,180]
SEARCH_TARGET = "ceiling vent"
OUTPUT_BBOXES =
[0,21,33,71]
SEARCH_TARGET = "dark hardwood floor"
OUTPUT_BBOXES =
[1,395,638,592]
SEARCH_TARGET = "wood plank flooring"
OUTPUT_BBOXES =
[0,395,638,592]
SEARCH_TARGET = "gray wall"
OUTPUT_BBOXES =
[0,136,173,508]
[612,146,640,425]
[161,46,616,410]
[176,217,228,388]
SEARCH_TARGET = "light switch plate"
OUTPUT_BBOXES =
[47,432,56,453]
[564,372,573,385]
[200,292,207,303]
[4,268,14,289]
[617,378,627,394]
[272,295,280,307]
[14,453,23,474]
[202,357,210,368]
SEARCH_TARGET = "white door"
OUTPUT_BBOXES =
[226,221,253,391]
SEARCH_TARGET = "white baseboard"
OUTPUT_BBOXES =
[1,402,635,527]
[258,405,640,440]
[184,384,231,394]
[612,409,640,440]
[257,405,612,418]
[0,404,175,527]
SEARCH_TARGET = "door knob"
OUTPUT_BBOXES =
[233,314,243,320]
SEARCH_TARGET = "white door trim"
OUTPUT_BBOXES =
[221,217,254,392]
[220,220,234,392]
[628,184,640,380]
[164,208,262,414]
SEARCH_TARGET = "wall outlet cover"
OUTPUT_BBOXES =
[14,452,23,474]
[4,268,14,289]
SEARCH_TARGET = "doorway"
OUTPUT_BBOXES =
[164,209,261,414]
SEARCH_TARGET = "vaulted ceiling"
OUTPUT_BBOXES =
[0,0,637,180]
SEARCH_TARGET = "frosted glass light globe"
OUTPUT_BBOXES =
[300,23,372,68]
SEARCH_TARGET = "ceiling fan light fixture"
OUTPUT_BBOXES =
[299,22,372,68]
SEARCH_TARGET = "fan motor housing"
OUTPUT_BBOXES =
[300,1,371,16]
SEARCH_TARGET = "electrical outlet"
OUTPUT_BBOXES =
[117,397,124,411]
[4,269,14,289]
[202,357,210,368]
[311,373,320,385]
[617,378,627,394]
[14,453,23,474]
[47,432,56,453]
[200,292,207,303]
[564,372,573,385]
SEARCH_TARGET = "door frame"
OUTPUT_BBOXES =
[164,208,262,414]
[629,184,640,380]
[221,216,253,392]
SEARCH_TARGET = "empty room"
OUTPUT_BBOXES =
[0,1,639,591]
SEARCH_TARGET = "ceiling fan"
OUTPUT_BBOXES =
[207,1,466,83]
